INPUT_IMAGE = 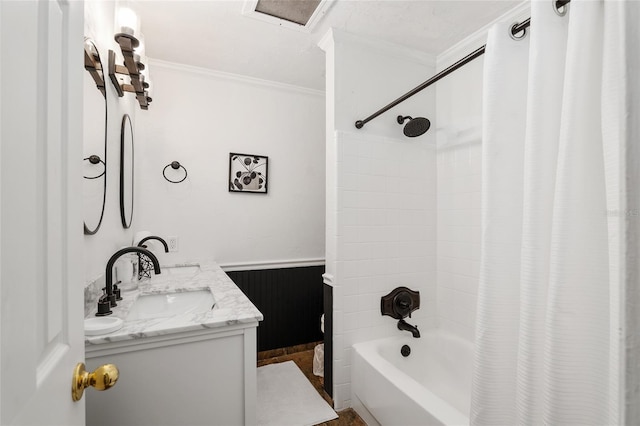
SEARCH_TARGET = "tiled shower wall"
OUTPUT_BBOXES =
[331,130,437,408]
[320,29,438,410]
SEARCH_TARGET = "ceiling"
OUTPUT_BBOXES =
[133,0,521,91]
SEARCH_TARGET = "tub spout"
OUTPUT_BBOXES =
[398,319,420,338]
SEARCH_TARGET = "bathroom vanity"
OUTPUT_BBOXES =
[84,261,263,426]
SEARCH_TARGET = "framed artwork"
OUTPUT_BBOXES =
[229,153,268,193]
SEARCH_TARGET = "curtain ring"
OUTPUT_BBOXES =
[83,155,106,179]
[163,161,188,183]
[509,22,527,41]
[554,0,568,16]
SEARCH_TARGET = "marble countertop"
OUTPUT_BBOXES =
[85,260,263,346]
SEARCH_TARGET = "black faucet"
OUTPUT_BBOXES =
[397,319,420,338]
[136,236,168,280]
[137,235,169,252]
[96,247,161,316]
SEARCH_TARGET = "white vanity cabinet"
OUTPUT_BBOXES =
[83,261,263,426]
[86,323,257,426]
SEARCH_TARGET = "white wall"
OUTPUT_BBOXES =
[83,1,138,285]
[321,29,437,410]
[134,61,326,267]
[83,3,325,286]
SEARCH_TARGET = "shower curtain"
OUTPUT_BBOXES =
[471,1,636,424]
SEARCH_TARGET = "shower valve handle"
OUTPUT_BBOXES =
[381,287,420,319]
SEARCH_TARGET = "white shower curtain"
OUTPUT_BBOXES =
[471,1,636,424]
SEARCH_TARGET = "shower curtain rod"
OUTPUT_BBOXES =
[354,0,571,130]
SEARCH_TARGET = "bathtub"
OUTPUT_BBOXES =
[352,330,473,426]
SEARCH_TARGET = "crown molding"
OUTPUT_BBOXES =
[437,1,530,71]
[317,27,335,52]
[148,58,325,97]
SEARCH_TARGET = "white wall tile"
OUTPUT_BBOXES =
[334,384,352,411]
[333,310,344,335]
[341,260,359,278]
[344,312,358,331]
[357,311,372,328]
[326,33,439,409]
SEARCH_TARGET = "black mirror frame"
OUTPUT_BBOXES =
[119,114,134,229]
[83,38,107,235]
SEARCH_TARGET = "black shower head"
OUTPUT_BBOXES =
[397,115,431,137]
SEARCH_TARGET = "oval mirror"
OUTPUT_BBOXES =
[83,38,107,235]
[120,114,134,228]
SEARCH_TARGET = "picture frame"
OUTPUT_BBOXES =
[229,153,268,193]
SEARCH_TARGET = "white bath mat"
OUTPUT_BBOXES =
[257,360,338,426]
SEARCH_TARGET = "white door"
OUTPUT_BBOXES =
[1,0,86,424]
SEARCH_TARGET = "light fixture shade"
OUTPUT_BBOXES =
[115,7,140,47]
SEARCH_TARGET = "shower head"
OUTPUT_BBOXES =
[397,115,431,137]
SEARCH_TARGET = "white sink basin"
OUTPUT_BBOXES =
[126,290,215,321]
[85,317,124,335]
[162,265,201,276]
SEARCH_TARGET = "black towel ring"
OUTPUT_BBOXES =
[163,161,188,183]
[83,155,106,179]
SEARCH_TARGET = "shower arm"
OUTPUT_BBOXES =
[354,0,571,130]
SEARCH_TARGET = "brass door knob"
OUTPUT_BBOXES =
[71,362,119,402]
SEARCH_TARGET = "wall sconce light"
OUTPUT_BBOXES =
[84,39,106,97]
[114,7,140,47]
[108,7,152,110]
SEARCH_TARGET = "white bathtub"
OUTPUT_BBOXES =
[352,330,473,426]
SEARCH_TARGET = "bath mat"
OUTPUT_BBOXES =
[257,360,338,426]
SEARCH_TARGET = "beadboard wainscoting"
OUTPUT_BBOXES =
[323,281,333,397]
[225,263,325,352]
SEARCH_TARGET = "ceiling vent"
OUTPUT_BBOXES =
[242,0,334,33]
